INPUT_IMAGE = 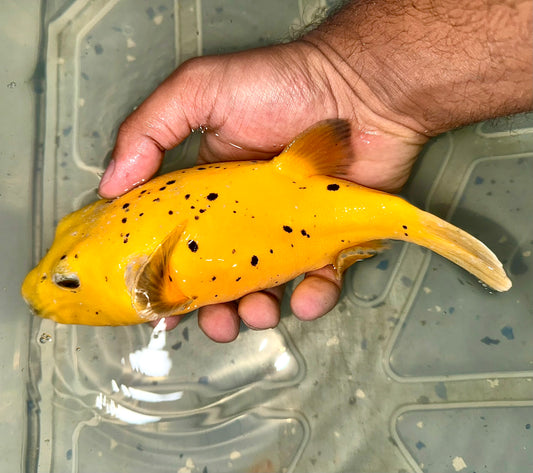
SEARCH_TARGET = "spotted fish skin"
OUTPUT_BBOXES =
[21,120,511,326]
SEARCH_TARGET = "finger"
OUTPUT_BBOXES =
[290,266,342,321]
[197,302,241,343]
[237,285,285,330]
[149,315,183,331]
[99,60,209,198]
[198,132,279,165]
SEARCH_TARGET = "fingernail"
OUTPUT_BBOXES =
[99,159,116,189]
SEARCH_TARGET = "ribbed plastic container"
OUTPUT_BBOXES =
[1,1,531,472]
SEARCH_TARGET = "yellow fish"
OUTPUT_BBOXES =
[21,120,511,325]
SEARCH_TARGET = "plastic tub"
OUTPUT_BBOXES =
[1,1,531,472]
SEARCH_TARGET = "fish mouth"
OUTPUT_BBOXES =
[21,267,51,320]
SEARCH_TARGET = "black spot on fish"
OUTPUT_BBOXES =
[207,193,218,201]
[122,203,130,209]
[166,180,176,185]
[123,238,129,244]
[40,274,47,282]
[232,249,236,254]
[169,275,173,282]
[185,194,190,200]
[194,216,199,220]
[299,186,307,190]
[168,210,173,215]
[270,249,274,254]
[191,206,195,210]
[236,277,241,282]
[188,240,198,252]
[327,183,340,191]
[121,217,127,223]
[139,212,144,217]
[301,229,310,238]
[235,200,239,203]
[251,255,259,266]
[404,233,409,237]
[402,225,408,230]
[211,276,216,281]
[74,254,78,259]
[60,255,67,260]
[105,276,108,282]
[95,311,99,315]
[283,225,293,233]
[153,197,160,202]
[199,209,206,213]
[197,167,206,170]
[233,210,237,214]
[140,189,147,195]
[159,186,166,191]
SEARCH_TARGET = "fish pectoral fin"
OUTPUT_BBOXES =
[334,240,389,279]
[132,224,193,320]
[272,119,353,179]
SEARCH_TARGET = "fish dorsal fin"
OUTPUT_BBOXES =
[273,119,353,179]
[133,224,192,320]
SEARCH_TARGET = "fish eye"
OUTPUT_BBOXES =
[53,273,80,289]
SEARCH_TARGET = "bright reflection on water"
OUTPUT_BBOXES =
[127,319,172,377]
[274,350,291,372]
[110,379,183,403]
[94,393,162,425]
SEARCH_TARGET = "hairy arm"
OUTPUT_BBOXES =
[303,0,532,135]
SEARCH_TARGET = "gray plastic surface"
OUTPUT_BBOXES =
[1,1,532,472]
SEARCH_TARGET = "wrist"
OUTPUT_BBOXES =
[301,0,533,135]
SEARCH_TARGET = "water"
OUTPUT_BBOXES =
[2,1,533,472]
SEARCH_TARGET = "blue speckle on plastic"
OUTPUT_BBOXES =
[376,259,389,271]
[481,336,500,345]
[434,382,447,400]
[500,325,515,340]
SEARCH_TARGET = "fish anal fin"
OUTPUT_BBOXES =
[132,224,192,320]
[273,119,353,179]
[334,240,389,279]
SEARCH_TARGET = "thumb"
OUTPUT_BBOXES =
[98,59,210,198]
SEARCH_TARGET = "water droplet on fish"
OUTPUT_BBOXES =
[39,333,53,344]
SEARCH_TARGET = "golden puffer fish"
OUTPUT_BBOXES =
[21,120,511,325]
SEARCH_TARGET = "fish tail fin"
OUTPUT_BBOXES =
[133,225,192,320]
[411,209,512,292]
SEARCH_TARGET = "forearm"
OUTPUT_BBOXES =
[302,0,533,135]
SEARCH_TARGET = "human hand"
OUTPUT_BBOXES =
[99,0,532,342]
[98,41,427,341]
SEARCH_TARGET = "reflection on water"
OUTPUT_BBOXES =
[127,319,172,377]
